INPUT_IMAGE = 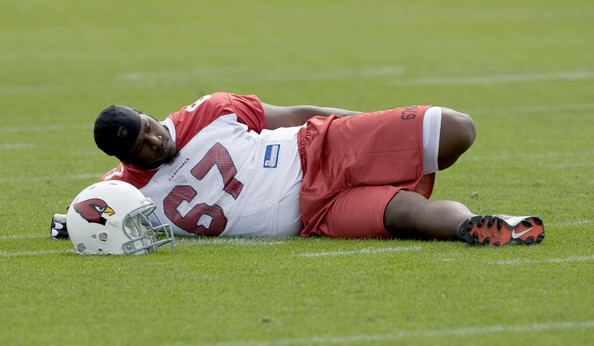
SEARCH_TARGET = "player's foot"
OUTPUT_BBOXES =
[457,215,544,246]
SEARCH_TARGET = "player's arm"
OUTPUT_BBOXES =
[262,103,362,129]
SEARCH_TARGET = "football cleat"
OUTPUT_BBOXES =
[457,215,544,246]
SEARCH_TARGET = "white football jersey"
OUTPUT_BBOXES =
[101,93,303,237]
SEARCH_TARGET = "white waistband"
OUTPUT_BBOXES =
[422,107,442,175]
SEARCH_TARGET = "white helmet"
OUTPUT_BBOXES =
[67,180,174,255]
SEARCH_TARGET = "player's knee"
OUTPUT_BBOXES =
[458,111,476,149]
[438,108,476,171]
[442,108,476,152]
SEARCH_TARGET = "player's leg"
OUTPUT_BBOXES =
[383,190,545,245]
[421,108,545,245]
[383,190,472,240]
[313,185,543,245]
[384,106,476,239]
[299,105,543,244]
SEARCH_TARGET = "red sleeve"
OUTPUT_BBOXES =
[226,93,265,132]
[99,163,155,189]
[169,92,265,149]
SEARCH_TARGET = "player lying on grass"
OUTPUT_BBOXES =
[53,92,544,254]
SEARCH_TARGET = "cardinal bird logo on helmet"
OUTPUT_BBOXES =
[73,198,115,225]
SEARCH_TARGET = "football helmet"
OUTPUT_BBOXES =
[67,180,174,255]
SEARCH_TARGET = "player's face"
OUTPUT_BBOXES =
[125,113,178,169]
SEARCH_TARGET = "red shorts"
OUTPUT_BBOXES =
[297,106,435,238]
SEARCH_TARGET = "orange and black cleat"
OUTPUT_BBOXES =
[457,215,544,246]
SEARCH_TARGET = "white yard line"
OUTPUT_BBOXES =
[391,71,594,86]
[215,320,594,346]
[296,246,422,258]
[543,162,594,169]
[0,124,89,133]
[120,66,407,82]
[0,233,47,240]
[465,149,594,161]
[467,102,594,115]
[1,66,407,95]
[494,255,594,266]
[0,249,74,257]
[550,219,593,227]
[0,173,101,184]
[4,69,594,95]
[176,237,289,246]
[0,233,275,243]
[0,143,34,150]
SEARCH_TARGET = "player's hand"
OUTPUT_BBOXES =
[50,214,69,240]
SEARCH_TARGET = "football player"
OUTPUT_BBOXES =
[53,93,544,246]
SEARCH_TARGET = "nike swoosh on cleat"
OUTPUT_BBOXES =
[512,227,533,239]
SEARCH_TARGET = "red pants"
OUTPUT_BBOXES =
[297,106,435,238]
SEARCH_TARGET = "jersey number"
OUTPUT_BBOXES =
[163,143,243,236]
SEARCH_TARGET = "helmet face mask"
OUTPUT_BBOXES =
[121,203,174,255]
[67,181,174,255]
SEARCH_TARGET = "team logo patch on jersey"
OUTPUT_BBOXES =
[264,144,280,168]
[73,198,115,225]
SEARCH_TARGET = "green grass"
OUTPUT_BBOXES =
[1,0,593,345]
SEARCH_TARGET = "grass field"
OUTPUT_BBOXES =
[1,0,593,345]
